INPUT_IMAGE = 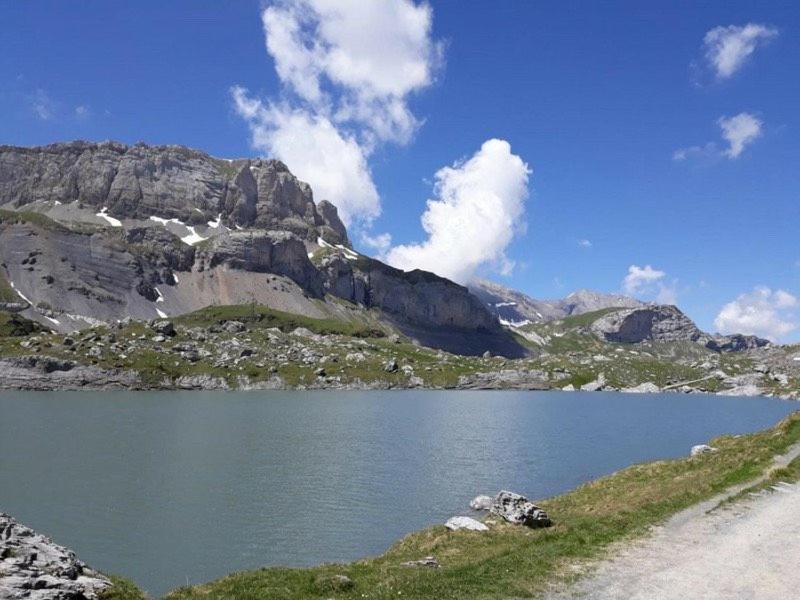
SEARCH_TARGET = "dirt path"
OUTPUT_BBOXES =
[549,443,800,600]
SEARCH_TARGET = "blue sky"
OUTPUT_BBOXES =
[2,1,799,341]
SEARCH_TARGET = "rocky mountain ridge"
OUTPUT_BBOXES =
[0,141,521,356]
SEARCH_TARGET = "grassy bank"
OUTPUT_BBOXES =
[154,411,800,600]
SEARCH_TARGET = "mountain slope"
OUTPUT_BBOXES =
[0,141,525,357]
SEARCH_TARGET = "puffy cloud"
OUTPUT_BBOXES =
[232,88,379,225]
[714,287,797,341]
[74,105,90,119]
[673,112,762,162]
[360,231,392,254]
[386,139,530,283]
[622,265,666,295]
[622,265,679,305]
[718,112,763,159]
[704,23,777,79]
[578,239,592,248]
[234,0,442,227]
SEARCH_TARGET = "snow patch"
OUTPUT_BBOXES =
[149,215,184,226]
[96,207,122,227]
[154,287,164,303]
[9,281,31,304]
[54,200,62,206]
[181,226,207,246]
[43,315,60,325]
[499,317,532,328]
[207,213,223,229]
[172,273,179,284]
[155,308,168,319]
[494,301,517,308]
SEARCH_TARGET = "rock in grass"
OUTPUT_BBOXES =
[622,382,661,393]
[401,556,440,568]
[314,573,354,592]
[445,516,488,531]
[491,490,552,528]
[469,495,493,510]
[691,444,717,457]
[150,319,176,337]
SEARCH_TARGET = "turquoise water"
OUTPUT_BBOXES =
[0,390,794,595]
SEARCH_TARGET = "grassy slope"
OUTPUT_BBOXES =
[163,412,800,600]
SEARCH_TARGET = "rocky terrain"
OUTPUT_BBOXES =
[0,513,111,599]
[0,141,518,356]
[0,140,797,396]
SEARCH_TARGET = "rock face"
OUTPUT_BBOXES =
[0,141,528,356]
[0,141,349,246]
[591,305,703,344]
[490,490,552,528]
[0,513,111,600]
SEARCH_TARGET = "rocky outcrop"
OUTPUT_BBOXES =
[490,491,552,528]
[204,231,324,297]
[706,333,770,352]
[444,516,488,531]
[0,141,348,246]
[0,356,141,390]
[0,513,111,599]
[590,305,703,344]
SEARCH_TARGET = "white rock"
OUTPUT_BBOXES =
[691,444,717,457]
[445,516,488,531]
[469,495,493,510]
[561,384,576,391]
[622,382,661,394]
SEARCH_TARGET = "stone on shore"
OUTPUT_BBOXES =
[490,490,552,528]
[691,444,718,457]
[469,495,493,510]
[0,512,111,600]
[445,516,488,531]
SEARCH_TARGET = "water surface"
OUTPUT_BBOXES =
[0,390,793,595]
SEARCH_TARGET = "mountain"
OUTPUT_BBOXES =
[0,141,525,357]
[468,279,643,325]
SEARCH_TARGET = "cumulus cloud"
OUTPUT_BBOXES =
[74,105,90,119]
[673,112,762,162]
[622,265,665,295]
[715,287,797,341]
[704,23,777,79]
[233,0,442,226]
[578,239,592,249]
[385,139,530,283]
[718,112,763,158]
[622,264,678,305]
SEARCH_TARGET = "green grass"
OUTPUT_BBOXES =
[164,411,800,600]
[100,576,149,600]
[175,304,387,338]
[0,270,17,303]
[0,311,43,337]
[0,208,69,231]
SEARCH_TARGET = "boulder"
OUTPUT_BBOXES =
[0,512,111,600]
[401,556,440,568]
[470,495,494,510]
[622,382,661,393]
[490,490,552,528]
[690,444,717,457]
[150,319,176,337]
[580,373,606,392]
[444,516,488,531]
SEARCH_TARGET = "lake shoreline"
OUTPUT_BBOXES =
[5,408,799,599]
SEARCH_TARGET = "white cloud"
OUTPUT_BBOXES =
[673,112,763,162]
[718,112,763,158]
[622,265,665,295]
[578,239,592,248]
[232,89,380,225]
[360,231,392,254]
[234,0,442,228]
[704,23,777,79]
[385,139,530,283]
[31,89,54,120]
[622,264,679,305]
[74,105,90,119]
[715,287,797,341]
